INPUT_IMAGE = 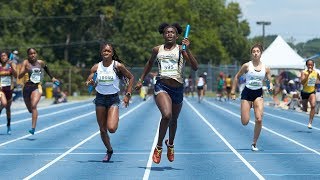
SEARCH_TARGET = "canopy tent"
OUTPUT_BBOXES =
[261,35,305,70]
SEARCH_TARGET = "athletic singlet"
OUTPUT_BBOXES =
[302,69,318,93]
[197,77,205,86]
[0,63,13,87]
[225,77,232,87]
[245,61,266,90]
[156,44,184,84]
[95,60,120,95]
[27,61,42,84]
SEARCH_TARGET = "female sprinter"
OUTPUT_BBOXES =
[231,43,273,151]
[18,48,59,135]
[135,23,198,164]
[86,43,134,162]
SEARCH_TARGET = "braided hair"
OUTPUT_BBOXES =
[158,22,183,35]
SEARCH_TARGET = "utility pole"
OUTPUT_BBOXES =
[256,21,271,47]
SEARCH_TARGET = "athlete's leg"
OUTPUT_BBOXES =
[308,94,316,126]
[106,106,119,133]
[0,92,7,109]
[252,97,264,145]
[301,99,308,112]
[96,106,112,151]
[30,90,42,129]
[168,103,182,145]
[5,98,12,128]
[240,99,252,125]
[155,92,172,147]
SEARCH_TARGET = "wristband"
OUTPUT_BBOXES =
[125,92,132,97]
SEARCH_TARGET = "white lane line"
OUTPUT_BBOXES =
[23,131,100,180]
[0,152,315,156]
[0,103,92,127]
[186,99,265,180]
[204,99,320,156]
[264,112,320,130]
[23,99,146,180]
[228,101,318,130]
[0,100,93,117]
[143,118,160,180]
[0,111,95,147]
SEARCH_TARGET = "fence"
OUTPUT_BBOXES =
[44,64,240,97]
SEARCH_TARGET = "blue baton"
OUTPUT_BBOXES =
[182,24,191,50]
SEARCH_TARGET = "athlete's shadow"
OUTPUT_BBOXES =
[0,133,10,136]
[236,148,264,152]
[139,166,183,171]
[293,130,312,133]
[22,138,36,141]
[77,160,123,163]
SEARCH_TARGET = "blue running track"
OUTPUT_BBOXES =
[1,96,320,179]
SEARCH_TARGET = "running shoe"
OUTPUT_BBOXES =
[7,126,11,135]
[308,123,312,129]
[29,128,35,135]
[102,150,113,162]
[251,144,259,151]
[165,139,174,162]
[152,146,162,164]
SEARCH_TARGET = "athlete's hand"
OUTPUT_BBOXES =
[123,95,130,108]
[135,81,142,91]
[85,79,95,86]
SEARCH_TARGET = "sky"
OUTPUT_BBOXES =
[226,0,320,44]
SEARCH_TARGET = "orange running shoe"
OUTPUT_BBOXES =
[152,146,162,164]
[165,139,174,162]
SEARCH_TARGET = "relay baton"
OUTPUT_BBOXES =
[9,53,13,60]
[182,24,190,50]
[54,81,60,86]
[88,72,97,94]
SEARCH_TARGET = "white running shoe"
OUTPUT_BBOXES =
[308,123,312,129]
[251,144,259,151]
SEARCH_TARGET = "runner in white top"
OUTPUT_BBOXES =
[230,43,273,151]
[86,43,134,162]
[196,74,206,103]
[135,22,198,164]
[0,51,17,134]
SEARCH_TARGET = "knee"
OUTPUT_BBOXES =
[169,118,177,126]
[241,117,250,125]
[255,118,262,125]
[162,112,172,121]
[99,128,107,135]
[108,126,118,133]
[31,104,37,110]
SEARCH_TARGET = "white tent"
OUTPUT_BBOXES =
[261,35,305,70]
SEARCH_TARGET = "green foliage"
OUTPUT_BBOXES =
[0,0,258,94]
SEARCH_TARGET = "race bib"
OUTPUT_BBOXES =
[307,77,316,87]
[0,76,11,86]
[98,71,114,85]
[160,58,178,76]
[30,68,41,83]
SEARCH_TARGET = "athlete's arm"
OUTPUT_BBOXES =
[85,64,98,86]
[231,63,248,95]
[265,66,273,90]
[300,70,309,85]
[8,61,18,78]
[135,46,159,90]
[117,63,134,94]
[181,39,198,71]
[18,60,28,79]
